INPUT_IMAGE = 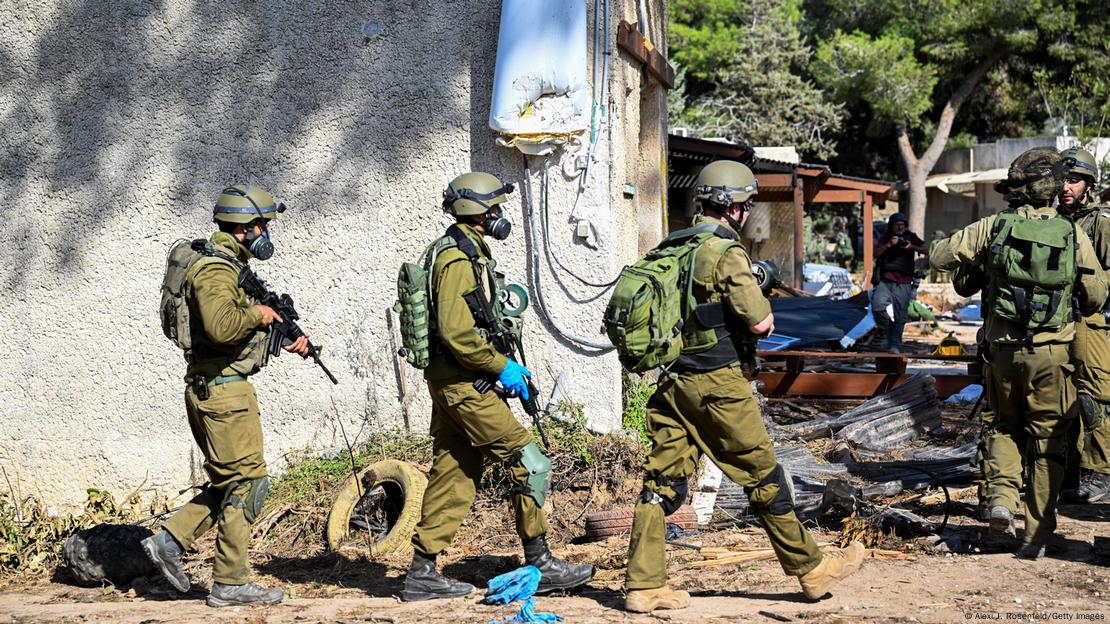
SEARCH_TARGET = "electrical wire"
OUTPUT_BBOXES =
[521,155,614,352]
[540,163,619,291]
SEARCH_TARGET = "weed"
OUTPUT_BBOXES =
[622,372,656,446]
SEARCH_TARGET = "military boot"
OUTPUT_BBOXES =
[989,505,1017,539]
[401,552,475,601]
[1015,542,1046,560]
[207,582,283,608]
[624,586,691,613]
[1065,471,1110,504]
[974,501,992,522]
[140,531,190,593]
[523,535,595,594]
[798,541,865,600]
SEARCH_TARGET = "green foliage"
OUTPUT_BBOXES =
[622,373,655,447]
[669,0,750,85]
[811,30,936,126]
[0,489,141,575]
[681,0,844,158]
[544,401,597,466]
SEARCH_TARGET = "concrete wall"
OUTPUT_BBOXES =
[0,0,668,507]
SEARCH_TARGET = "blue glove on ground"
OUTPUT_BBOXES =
[498,359,532,400]
[512,597,563,622]
[484,565,540,605]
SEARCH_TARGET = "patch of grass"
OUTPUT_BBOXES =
[622,372,656,446]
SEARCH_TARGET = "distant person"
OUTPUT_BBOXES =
[821,216,854,268]
[1056,146,1110,504]
[927,230,951,283]
[871,213,927,352]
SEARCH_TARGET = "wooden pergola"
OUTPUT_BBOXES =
[752,161,894,288]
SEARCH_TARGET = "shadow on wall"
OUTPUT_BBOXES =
[0,1,482,286]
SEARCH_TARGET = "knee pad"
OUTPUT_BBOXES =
[746,464,795,516]
[641,474,688,516]
[223,476,269,524]
[514,442,551,508]
[1078,394,1105,432]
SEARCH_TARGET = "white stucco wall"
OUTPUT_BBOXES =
[0,0,669,507]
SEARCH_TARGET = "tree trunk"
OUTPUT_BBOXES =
[897,58,995,237]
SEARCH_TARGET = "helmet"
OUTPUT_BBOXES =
[994,148,1064,204]
[1061,146,1098,180]
[213,184,285,224]
[694,160,758,210]
[442,172,514,216]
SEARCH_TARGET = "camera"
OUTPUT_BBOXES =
[897,237,910,248]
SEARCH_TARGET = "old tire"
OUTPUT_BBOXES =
[584,504,699,541]
[325,459,427,555]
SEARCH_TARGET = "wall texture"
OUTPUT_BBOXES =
[0,0,668,507]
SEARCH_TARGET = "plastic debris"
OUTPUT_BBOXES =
[956,302,983,324]
[484,565,541,606]
[945,384,983,404]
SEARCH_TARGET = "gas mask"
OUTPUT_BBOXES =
[484,206,512,241]
[246,225,275,260]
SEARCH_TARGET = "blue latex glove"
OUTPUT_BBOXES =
[498,359,533,400]
[484,565,540,605]
[512,598,563,623]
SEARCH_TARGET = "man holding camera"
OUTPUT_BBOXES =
[872,213,927,353]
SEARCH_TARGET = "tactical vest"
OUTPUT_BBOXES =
[180,238,270,379]
[674,234,749,371]
[984,209,1078,341]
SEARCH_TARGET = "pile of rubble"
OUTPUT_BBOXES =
[703,374,974,533]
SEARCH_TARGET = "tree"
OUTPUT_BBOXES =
[808,0,1066,235]
[671,0,843,159]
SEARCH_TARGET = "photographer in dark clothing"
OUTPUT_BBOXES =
[872,213,926,352]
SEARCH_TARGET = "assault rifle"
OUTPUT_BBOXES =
[464,289,549,449]
[237,267,339,385]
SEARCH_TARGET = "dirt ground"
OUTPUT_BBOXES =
[6,317,1106,624]
[2,498,1107,624]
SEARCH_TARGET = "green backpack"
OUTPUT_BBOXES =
[602,223,736,373]
[394,236,455,369]
[160,239,237,351]
[985,210,1077,332]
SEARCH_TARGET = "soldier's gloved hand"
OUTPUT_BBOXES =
[498,359,532,400]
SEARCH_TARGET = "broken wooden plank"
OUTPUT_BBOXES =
[616,21,675,88]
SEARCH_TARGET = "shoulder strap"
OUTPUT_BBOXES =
[659,222,737,248]
[444,224,499,327]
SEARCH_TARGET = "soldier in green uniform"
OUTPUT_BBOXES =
[821,217,855,268]
[930,148,1108,557]
[623,161,865,613]
[1056,147,1110,503]
[401,172,594,601]
[142,184,310,607]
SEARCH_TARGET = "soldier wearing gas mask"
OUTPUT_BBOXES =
[401,172,594,601]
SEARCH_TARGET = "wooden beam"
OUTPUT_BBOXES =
[617,21,675,89]
[863,193,874,288]
[749,371,978,399]
[756,173,794,189]
[793,181,804,288]
[808,189,866,203]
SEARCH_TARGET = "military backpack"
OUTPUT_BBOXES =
[602,223,740,373]
[984,210,1078,334]
[394,225,526,369]
[159,239,236,351]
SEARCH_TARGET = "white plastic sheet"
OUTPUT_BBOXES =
[489,0,590,155]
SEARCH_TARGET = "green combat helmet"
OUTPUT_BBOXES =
[993,147,1065,205]
[213,184,285,223]
[694,160,758,211]
[1061,146,1098,181]
[441,172,514,216]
